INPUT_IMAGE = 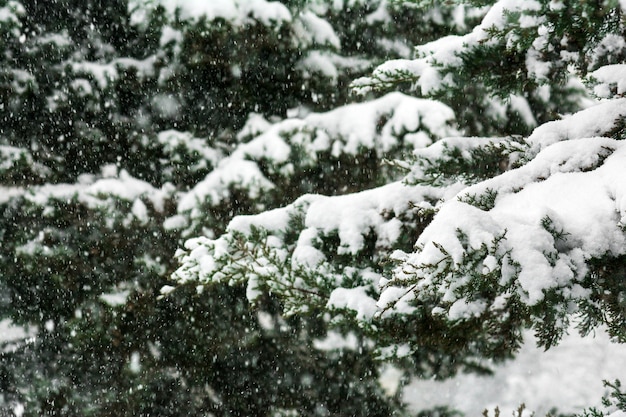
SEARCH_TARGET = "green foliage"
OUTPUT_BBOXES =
[578,255,626,342]
[603,380,626,413]
[0,191,181,415]
[406,137,529,187]
[161,19,306,135]
[579,380,626,417]
[458,188,498,211]
[416,405,464,417]
[381,229,528,361]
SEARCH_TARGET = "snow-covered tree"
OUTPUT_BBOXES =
[0,0,481,415]
[170,0,626,414]
[4,0,625,415]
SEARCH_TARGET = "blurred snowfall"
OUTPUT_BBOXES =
[405,328,626,416]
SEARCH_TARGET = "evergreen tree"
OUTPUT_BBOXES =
[0,0,484,415]
[3,0,625,415]
[171,0,626,414]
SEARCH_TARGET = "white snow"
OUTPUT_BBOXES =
[99,290,131,306]
[328,286,378,320]
[70,55,157,90]
[177,158,276,214]
[405,328,626,417]
[0,145,47,177]
[590,64,626,98]
[131,199,149,224]
[313,331,359,351]
[70,61,117,90]
[10,69,35,94]
[129,0,292,27]
[12,403,24,417]
[129,351,141,373]
[0,1,24,25]
[385,137,626,311]
[24,169,174,221]
[157,130,222,170]
[237,113,273,142]
[36,31,72,47]
[151,94,181,119]
[588,34,626,72]
[293,11,340,49]
[0,186,25,204]
[509,94,537,127]
[525,98,626,152]
[159,25,182,47]
[70,78,93,97]
[163,214,188,231]
[302,181,459,255]
[298,51,341,81]
[0,319,30,346]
